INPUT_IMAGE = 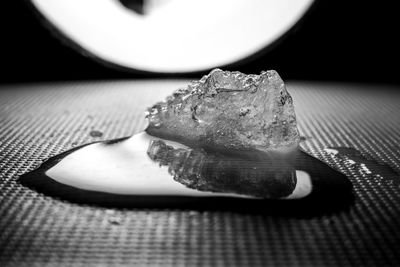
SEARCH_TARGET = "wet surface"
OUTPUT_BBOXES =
[325,147,400,186]
[19,133,354,216]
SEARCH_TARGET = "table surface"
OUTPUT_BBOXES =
[1,80,400,266]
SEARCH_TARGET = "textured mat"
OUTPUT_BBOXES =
[0,80,400,266]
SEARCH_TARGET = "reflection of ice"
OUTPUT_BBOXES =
[147,138,298,198]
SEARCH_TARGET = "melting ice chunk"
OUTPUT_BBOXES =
[146,69,300,154]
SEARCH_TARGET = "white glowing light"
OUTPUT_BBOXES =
[31,0,314,72]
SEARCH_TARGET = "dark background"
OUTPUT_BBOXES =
[1,0,399,84]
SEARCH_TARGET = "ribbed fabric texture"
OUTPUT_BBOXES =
[1,80,399,266]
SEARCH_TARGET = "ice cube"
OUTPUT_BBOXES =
[146,69,300,154]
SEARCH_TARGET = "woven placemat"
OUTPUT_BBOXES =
[1,80,399,266]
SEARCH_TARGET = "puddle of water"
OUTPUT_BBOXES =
[19,133,353,214]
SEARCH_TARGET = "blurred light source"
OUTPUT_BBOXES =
[30,0,314,73]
